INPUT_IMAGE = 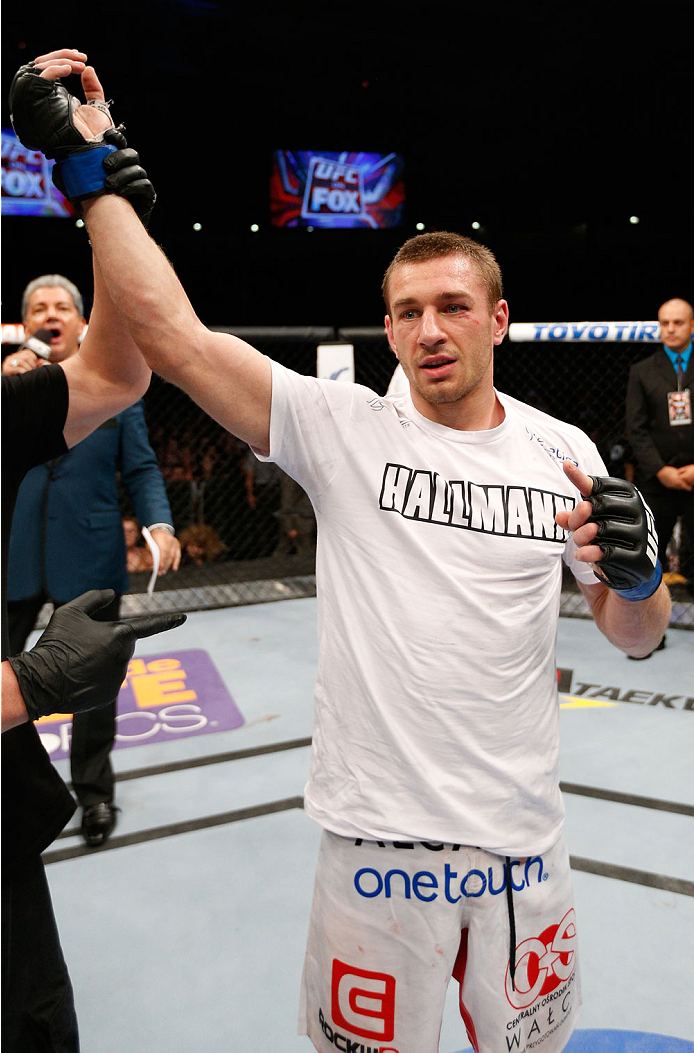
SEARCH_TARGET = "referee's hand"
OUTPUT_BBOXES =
[8,590,186,722]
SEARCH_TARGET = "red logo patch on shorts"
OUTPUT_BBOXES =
[505,908,577,1009]
[331,959,396,1040]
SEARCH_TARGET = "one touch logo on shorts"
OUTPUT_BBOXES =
[505,908,577,1009]
[353,855,546,902]
[331,959,396,1042]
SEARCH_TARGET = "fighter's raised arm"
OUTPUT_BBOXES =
[9,51,154,446]
[84,194,273,453]
[10,51,272,454]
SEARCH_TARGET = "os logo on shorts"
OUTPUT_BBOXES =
[331,959,396,1041]
[505,908,577,1009]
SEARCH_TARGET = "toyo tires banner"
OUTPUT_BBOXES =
[509,322,659,343]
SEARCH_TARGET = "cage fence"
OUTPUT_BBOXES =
[111,326,692,630]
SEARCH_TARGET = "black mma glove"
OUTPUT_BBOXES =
[9,60,98,159]
[8,590,186,722]
[10,61,155,224]
[587,475,661,599]
[100,136,156,226]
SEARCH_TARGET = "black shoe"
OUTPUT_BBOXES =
[81,803,119,847]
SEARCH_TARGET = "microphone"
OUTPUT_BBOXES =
[20,328,58,360]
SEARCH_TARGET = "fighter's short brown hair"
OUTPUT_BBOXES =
[382,232,504,315]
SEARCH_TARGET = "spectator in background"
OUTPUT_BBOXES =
[243,448,282,512]
[626,297,694,645]
[190,432,247,555]
[148,420,166,458]
[179,523,228,565]
[199,443,218,481]
[5,274,182,847]
[160,434,194,480]
[123,516,154,574]
[243,450,282,556]
[274,471,317,557]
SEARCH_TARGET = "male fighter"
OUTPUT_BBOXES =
[10,50,670,1053]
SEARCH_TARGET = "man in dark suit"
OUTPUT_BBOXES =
[4,274,181,846]
[626,297,694,646]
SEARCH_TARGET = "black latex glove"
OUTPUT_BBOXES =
[8,589,186,722]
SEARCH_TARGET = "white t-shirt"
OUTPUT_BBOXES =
[258,361,606,856]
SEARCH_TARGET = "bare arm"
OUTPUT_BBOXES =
[82,194,272,453]
[1,662,29,732]
[577,578,670,657]
[60,254,151,447]
[556,461,671,657]
[22,51,270,451]
[42,55,273,453]
[20,52,151,447]
[1,259,149,446]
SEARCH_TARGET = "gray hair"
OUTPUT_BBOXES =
[21,275,84,321]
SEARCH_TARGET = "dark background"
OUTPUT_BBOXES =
[2,0,692,328]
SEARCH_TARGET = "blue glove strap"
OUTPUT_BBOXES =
[614,559,662,601]
[56,145,118,200]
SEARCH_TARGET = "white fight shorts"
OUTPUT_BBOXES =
[299,833,581,1053]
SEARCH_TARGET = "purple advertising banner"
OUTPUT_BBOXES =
[35,649,245,761]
